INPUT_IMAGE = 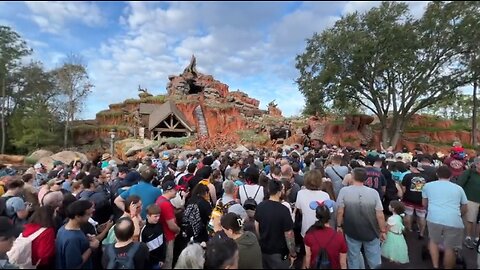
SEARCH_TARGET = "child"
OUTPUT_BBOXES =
[140,204,166,269]
[381,200,409,264]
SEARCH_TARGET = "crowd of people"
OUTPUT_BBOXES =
[0,140,478,269]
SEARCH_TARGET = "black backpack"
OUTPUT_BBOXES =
[313,231,336,269]
[242,185,261,211]
[0,196,14,217]
[105,242,140,269]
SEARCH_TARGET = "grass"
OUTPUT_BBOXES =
[24,156,38,165]
[96,111,124,118]
[70,125,98,132]
[124,98,142,105]
[140,95,166,103]
[205,103,234,109]
[98,125,130,132]
[343,136,357,143]
[236,130,269,144]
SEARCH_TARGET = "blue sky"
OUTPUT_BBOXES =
[0,1,431,119]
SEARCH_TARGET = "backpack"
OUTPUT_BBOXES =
[7,227,47,269]
[105,242,141,269]
[178,174,194,192]
[242,185,261,211]
[181,203,202,241]
[313,231,336,269]
[0,196,14,217]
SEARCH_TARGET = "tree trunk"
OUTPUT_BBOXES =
[390,129,403,150]
[64,110,69,149]
[1,73,5,154]
[381,127,390,149]
[473,79,478,147]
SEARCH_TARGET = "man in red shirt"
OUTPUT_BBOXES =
[156,181,180,269]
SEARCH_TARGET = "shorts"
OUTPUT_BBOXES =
[403,202,426,218]
[465,201,480,223]
[427,221,464,250]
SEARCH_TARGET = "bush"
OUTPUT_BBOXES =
[24,156,38,165]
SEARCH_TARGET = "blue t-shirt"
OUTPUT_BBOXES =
[120,181,162,219]
[55,226,92,269]
[422,180,468,228]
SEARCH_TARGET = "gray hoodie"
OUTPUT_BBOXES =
[236,231,263,269]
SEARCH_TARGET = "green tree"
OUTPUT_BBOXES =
[53,54,93,148]
[0,26,32,153]
[8,62,62,153]
[296,2,470,148]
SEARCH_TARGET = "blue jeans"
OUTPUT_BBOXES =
[345,235,382,269]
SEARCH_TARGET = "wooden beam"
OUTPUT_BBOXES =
[163,119,172,129]
[170,114,174,128]
[153,128,189,132]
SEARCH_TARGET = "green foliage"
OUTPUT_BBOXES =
[140,95,166,103]
[9,105,61,154]
[236,130,269,144]
[296,1,479,147]
[24,156,38,165]
[96,110,124,118]
[124,98,142,104]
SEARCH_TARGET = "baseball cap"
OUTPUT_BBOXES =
[162,181,177,191]
[365,154,382,165]
[34,163,44,169]
[53,160,64,167]
[0,216,21,239]
[5,197,27,217]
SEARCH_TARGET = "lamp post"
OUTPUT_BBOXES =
[110,129,116,157]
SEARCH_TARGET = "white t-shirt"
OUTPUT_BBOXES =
[295,189,331,237]
[238,184,264,206]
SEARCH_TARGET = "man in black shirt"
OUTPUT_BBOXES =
[255,180,296,269]
[401,161,435,239]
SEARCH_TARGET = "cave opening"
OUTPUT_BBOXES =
[187,79,204,94]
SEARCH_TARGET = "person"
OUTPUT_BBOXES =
[21,206,56,269]
[0,216,20,269]
[204,236,239,269]
[238,166,264,206]
[295,169,331,237]
[140,204,166,269]
[422,165,468,269]
[324,155,348,198]
[401,161,434,239]
[155,181,181,269]
[364,155,387,199]
[104,195,143,245]
[182,183,212,243]
[381,200,409,264]
[255,179,296,269]
[55,200,99,269]
[457,157,480,249]
[174,242,205,269]
[221,213,262,269]
[102,217,150,269]
[304,201,347,269]
[114,167,162,219]
[336,167,386,269]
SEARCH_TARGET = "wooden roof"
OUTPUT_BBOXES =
[148,100,195,132]
[139,103,158,115]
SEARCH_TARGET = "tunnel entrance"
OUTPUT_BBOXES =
[187,79,204,94]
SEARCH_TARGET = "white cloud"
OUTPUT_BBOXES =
[25,1,105,34]
[78,1,432,119]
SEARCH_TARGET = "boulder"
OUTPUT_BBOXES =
[28,150,54,161]
[234,145,249,152]
[50,151,88,167]
[0,155,25,165]
[126,144,145,157]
